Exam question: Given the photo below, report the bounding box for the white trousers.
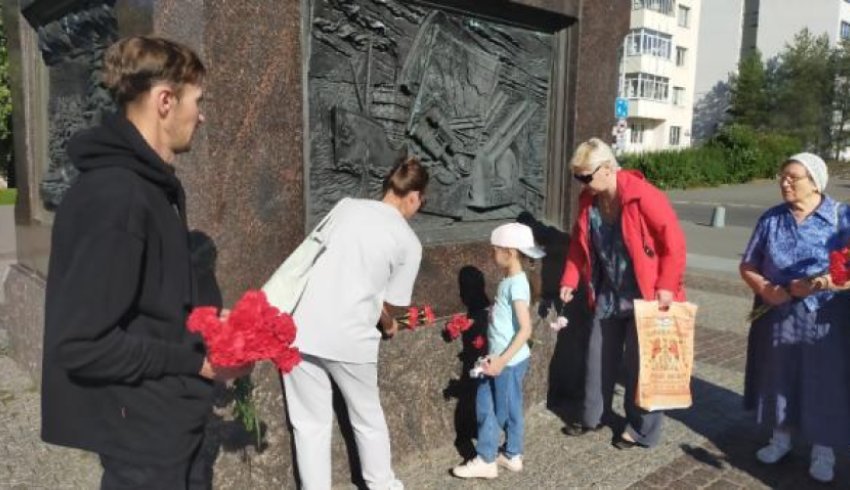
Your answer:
[283,353,402,490]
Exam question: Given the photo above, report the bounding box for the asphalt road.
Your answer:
[671,201,764,228]
[668,178,850,228]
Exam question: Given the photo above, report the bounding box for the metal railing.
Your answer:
[632,0,675,16]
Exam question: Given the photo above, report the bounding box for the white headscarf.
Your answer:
[787,152,828,192]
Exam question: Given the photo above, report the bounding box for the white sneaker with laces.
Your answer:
[809,445,835,483]
[756,430,792,464]
[452,456,498,479]
[497,453,523,472]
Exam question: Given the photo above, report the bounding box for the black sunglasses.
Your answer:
[573,166,602,184]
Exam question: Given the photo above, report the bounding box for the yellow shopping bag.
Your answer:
[633,300,698,411]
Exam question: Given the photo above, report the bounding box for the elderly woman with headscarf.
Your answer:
[559,138,687,449]
[740,152,850,484]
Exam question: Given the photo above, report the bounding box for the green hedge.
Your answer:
[620,125,802,189]
[0,188,16,206]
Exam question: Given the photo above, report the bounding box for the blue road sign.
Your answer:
[615,97,629,119]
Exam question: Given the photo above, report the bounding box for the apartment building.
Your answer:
[621,0,701,153]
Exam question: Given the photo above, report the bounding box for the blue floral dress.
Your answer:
[741,195,850,447]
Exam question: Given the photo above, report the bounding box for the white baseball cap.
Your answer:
[490,223,545,259]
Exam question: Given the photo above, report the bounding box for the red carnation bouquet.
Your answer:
[187,290,301,445]
[397,304,436,330]
[829,247,850,286]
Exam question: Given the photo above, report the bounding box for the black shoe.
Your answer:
[561,422,603,437]
[612,436,648,450]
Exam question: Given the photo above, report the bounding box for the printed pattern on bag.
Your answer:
[634,300,697,411]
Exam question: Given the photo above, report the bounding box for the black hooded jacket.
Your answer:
[41,113,214,464]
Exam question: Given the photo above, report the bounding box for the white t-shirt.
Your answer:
[292,198,422,363]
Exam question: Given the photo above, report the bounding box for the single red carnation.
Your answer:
[407,306,420,329]
[444,314,472,341]
[457,315,473,333]
[186,307,220,334]
[422,305,436,326]
[471,335,486,350]
[274,347,302,374]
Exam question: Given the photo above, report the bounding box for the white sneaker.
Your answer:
[809,445,835,483]
[452,456,498,479]
[383,479,405,490]
[756,430,791,464]
[497,453,523,472]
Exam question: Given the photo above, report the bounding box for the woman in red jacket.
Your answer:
[559,138,686,449]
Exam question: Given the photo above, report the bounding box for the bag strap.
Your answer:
[308,200,342,243]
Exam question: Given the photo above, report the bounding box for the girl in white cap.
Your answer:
[452,222,545,479]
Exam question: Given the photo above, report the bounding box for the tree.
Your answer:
[728,50,770,129]
[0,5,11,187]
[831,39,850,160]
[771,29,834,153]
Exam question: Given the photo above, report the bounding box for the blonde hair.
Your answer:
[570,138,619,173]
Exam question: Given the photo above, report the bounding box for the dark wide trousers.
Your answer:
[582,314,664,447]
[99,439,209,490]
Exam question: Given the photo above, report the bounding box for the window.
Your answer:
[625,73,670,101]
[673,87,685,106]
[630,123,645,144]
[842,21,850,40]
[678,5,691,27]
[676,47,687,66]
[669,126,681,145]
[626,28,673,59]
[633,0,674,16]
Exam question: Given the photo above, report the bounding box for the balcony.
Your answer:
[624,55,674,78]
[630,7,676,33]
[628,99,670,121]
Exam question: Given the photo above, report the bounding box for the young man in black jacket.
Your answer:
[41,36,248,489]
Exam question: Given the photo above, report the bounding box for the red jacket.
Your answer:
[560,170,687,307]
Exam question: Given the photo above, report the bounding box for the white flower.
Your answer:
[550,316,569,332]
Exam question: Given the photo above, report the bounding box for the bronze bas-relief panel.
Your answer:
[306,0,555,238]
[23,0,119,211]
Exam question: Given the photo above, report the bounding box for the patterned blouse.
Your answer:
[741,195,850,312]
[589,204,641,319]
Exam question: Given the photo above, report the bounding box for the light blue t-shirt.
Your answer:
[488,272,531,367]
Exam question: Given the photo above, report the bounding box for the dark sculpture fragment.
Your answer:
[308,0,553,233]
